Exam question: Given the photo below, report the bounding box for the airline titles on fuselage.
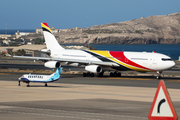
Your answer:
[27,75,43,79]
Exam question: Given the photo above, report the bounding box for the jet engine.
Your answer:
[44,61,60,68]
[85,65,102,73]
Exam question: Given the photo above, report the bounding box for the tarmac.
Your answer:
[0,59,180,120]
[0,74,180,120]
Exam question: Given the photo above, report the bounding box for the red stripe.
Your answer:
[109,51,152,71]
[43,23,49,27]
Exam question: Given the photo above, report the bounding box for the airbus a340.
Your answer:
[12,23,175,79]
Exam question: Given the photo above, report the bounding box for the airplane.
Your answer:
[18,67,63,87]
[10,23,175,79]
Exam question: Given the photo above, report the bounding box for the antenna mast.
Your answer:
[5,21,7,34]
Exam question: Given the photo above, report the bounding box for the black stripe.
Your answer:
[42,27,52,33]
[83,50,112,62]
[111,66,131,71]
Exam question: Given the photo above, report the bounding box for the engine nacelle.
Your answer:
[44,61,60,68]
[85,65,102,73]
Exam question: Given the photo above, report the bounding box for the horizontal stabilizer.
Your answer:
[41,49,51,53]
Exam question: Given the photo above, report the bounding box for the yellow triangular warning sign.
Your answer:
[148,80,178,120]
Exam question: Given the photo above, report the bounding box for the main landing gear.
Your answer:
[83,72,95,77]
[97,72,104,77]
[27,82,30,87]
[83,71,121,77]
[110,71,121,77]
[83,71,104,77]
[18,81,48,87]
[18,80,21,86]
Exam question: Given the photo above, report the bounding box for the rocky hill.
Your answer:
[22,12,180,45]
[53,12,180,44]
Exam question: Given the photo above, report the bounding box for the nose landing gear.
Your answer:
[156,71,162,79]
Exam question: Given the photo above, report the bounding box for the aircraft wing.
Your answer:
[13,55,52,61]
[13,55,119,67]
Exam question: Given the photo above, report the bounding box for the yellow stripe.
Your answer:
[0,73,11,75]
[89,50,111,58]
[41,23,52,33]
[89,50,151,72]
[167,80,180,82]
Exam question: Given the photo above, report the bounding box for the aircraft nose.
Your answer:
[169,61,175,69]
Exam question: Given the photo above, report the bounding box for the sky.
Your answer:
[0,0,180,29]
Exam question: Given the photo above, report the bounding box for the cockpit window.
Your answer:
[162,58,172,61]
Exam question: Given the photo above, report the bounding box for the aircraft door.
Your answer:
[150,58,157,69]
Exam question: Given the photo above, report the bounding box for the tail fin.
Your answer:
[50,67,63,80]
[55,67,63,77]
[41,23,64,54]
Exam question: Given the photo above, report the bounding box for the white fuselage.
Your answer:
[19,68,62,83]
[50,49,175,72]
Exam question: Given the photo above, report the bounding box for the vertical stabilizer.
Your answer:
[49,67,63,81]
[41,23,64,53]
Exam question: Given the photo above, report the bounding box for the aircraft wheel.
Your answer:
[97,72,103,77]
[156,76,161,79]
[90,73,94,77]
[100,72,104,77]
[117,72,121,77]
[87,72,91,77]
[45,83,48,87]
[110,72,114,77]
[114,72,117,77]
[83,72,87,77]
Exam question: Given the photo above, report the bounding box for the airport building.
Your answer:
[0,44,47,57]
[0,44,89,57]
[0,34,11,39]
